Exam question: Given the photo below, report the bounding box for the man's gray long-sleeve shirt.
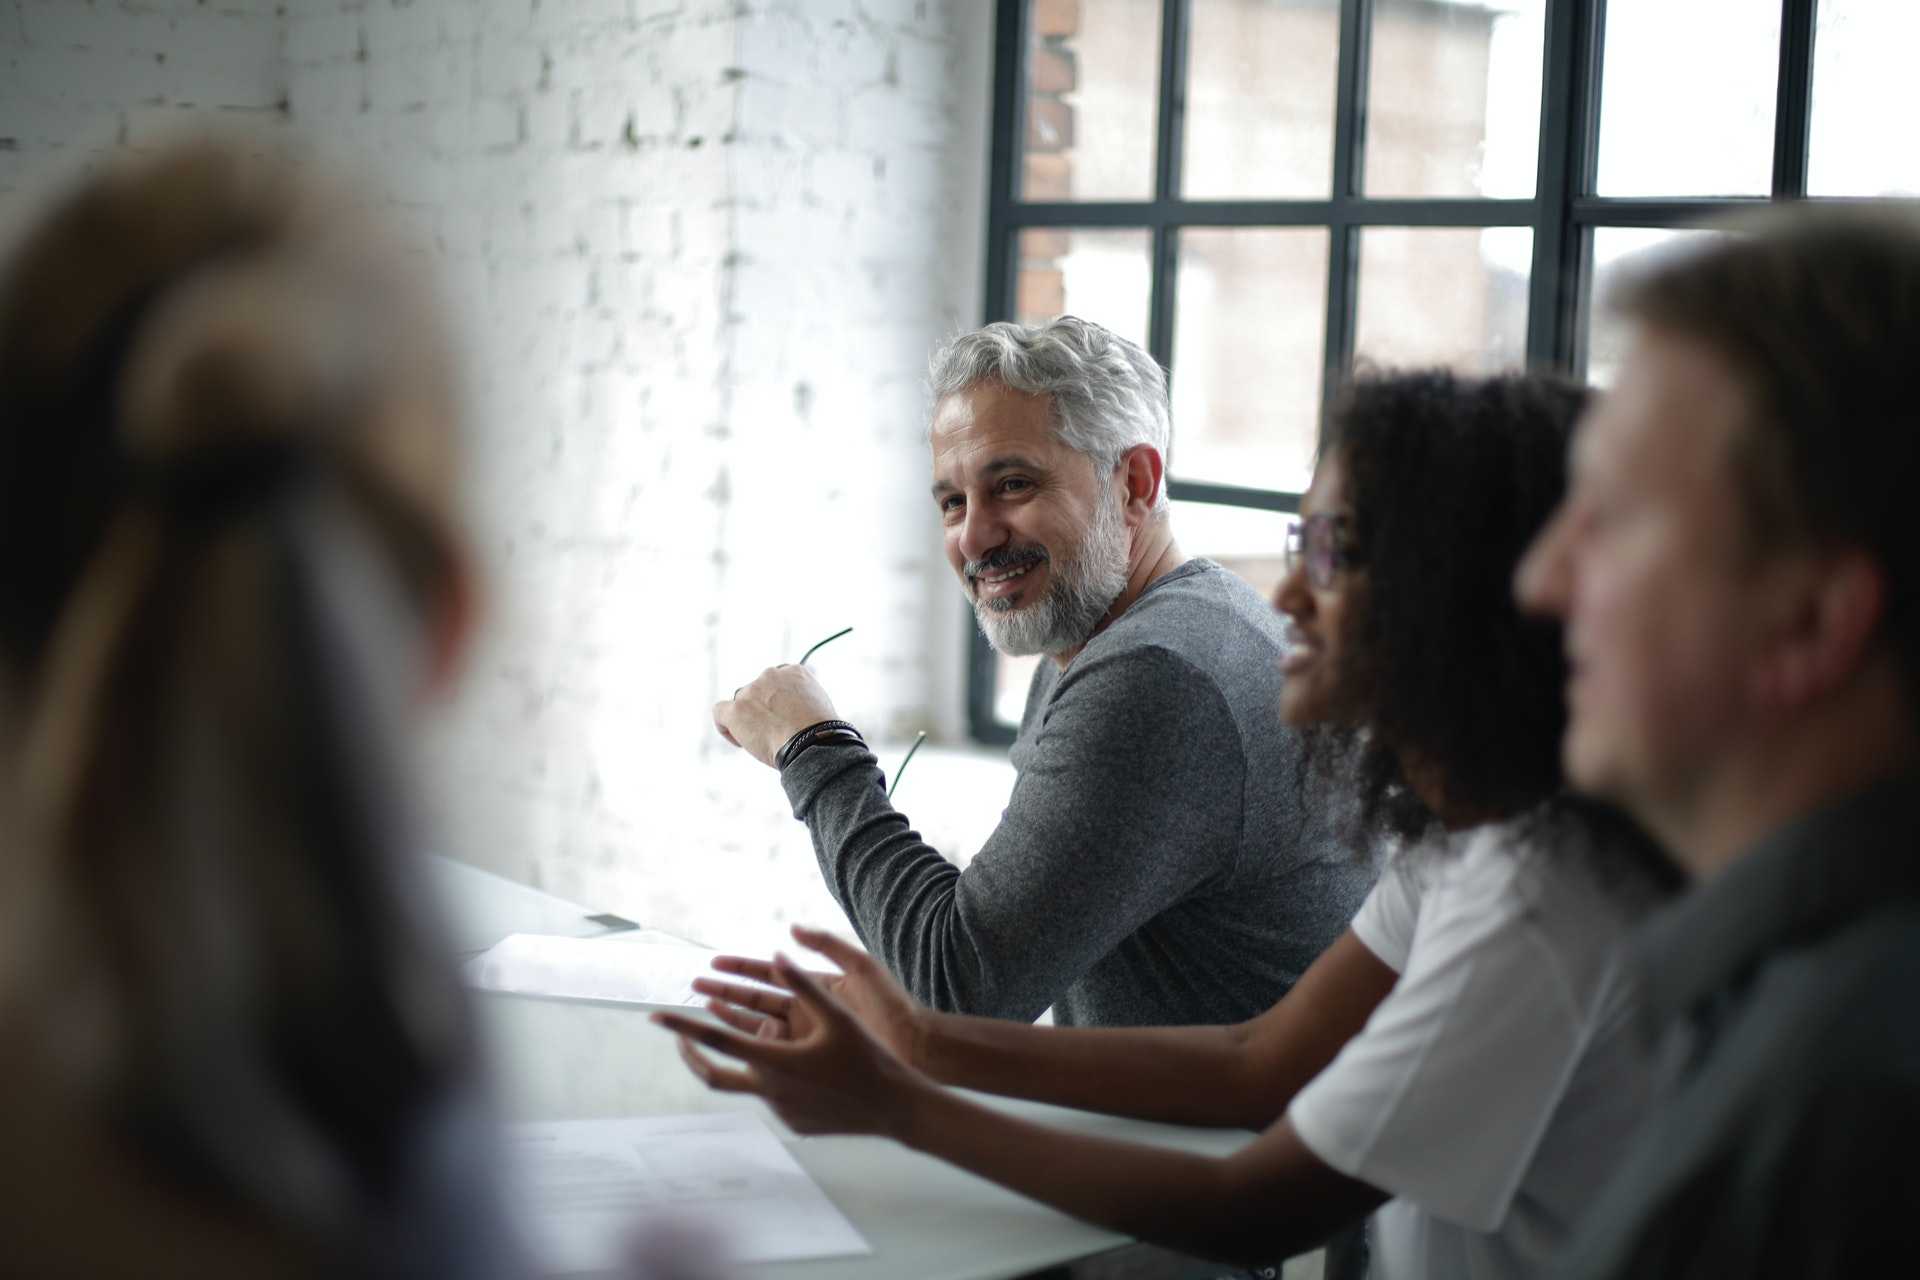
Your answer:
[779,559,1372,1027]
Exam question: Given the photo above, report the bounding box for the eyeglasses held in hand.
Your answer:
[889,731,927,799]
[794,627,924,799]
[797,626,853,665]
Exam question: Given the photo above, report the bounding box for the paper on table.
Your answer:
[431,856,631,956]
[467,932,717,1007]
[507,1112,871,1273]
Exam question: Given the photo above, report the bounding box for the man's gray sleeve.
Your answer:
[779,644,1245,1020]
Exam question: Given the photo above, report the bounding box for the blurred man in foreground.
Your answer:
[1518,207,1920,1274]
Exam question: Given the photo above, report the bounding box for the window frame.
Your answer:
[970,0,1821,745]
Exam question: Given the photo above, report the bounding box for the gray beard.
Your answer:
[972,491,1131,658]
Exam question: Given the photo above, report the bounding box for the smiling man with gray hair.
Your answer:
[715,316,1368,1028]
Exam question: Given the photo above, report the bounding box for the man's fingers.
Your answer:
[675,1035,759,1094]
[712,703,742,747]
[791,925,871,976]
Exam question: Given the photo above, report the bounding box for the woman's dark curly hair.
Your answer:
[1308,368,1585,843]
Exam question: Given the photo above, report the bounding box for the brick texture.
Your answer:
[0,0,287,244]
[0,0,1000,957]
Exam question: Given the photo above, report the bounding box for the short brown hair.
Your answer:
[1611,205,1920,711]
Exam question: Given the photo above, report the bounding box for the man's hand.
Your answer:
[713,664,841,767]
[693,925,932,1070]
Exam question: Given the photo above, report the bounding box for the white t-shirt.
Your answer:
[1287,819,1657,1280]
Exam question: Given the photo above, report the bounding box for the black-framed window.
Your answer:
[970,0,1912,745]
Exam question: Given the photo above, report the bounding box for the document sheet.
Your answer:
[507,1112,871,1273]
[467,932,718,1006]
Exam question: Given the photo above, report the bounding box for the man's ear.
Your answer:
[1118,443,1165,523]
[1750,549,1886,712]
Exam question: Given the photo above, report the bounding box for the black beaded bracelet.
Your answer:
[775,719,866,770]
[777,724,864,770]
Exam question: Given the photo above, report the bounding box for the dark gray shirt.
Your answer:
[1564,772,1920,1278]
[780,559,1371,1027]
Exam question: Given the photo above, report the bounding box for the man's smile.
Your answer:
[967,547,1049,604]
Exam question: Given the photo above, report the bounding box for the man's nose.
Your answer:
[957,503,1009,564]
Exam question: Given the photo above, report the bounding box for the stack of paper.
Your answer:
[507,1113,871,1273]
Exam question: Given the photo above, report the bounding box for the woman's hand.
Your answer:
[692,925,932,1070]
[653,951,930,1139]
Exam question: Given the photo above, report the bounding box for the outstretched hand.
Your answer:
[652,947,929,1139]
[692,925,931,1068]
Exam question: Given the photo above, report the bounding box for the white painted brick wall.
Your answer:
[282,0,998,955]
[0,0,1001,959]
[0,0,287,244]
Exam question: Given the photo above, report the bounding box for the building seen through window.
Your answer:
[976,0,1914,741]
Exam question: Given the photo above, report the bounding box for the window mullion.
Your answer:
[1772,0,1817,199]
[1319,0,1372,442]
[1147,0,1191,411]
[1151,0,1191,207]
[1167,479,1302,515]
[982,0,1026,327]
[969,0,1031,748]
[1526,0,1603,374]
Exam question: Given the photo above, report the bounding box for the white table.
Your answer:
[435,859,1304,1280]
[475,988,1274,1280]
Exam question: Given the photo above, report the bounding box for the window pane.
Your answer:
[1172,500,1295,603]
[1809,0,1920,196]
[1181,0,1337,199]
[1585,227,1723,386]
[1170,229,1330,494]
[1021,0,1162,201]
[1354,227,1532,373]
[1595,0,1779,197]
[1364,0,1544,198]
[994,652,1044,727]
[1015,228,1153,350]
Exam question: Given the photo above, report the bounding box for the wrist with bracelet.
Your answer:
[775,718,867,770]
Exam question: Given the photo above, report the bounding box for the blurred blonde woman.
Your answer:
[0,137,519,1277]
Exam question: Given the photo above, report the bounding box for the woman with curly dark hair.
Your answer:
[1298,370,1589,844]
[658,369,1675,1280]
